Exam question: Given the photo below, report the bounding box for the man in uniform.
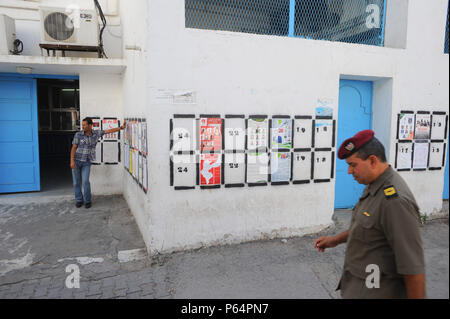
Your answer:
[70,117,126,209]
[314,130,425,299]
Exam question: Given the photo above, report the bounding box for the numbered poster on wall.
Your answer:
[271,118,292,150]
[172,154,197,189]
[200,153,221,186]
[430,113,448,140]
[129,147,133,174]
[247,118,268,151]
[414,113,431,140]
[102,118,119,141]
[293,117,313,149]
[143,156,148,193]
[138,153,143,186]
[292,151,312,183]
[137,120,142,152]
[125,119,131,144]
[199,117,222,152]
[132,120,138,149]
[171,117,196,152]
[314,119,334,148]
[246,152,269,185]
[397,113,415,140]
[395,142,413,170]
[224,152,245,186]
[141,120,147,156]
[103,141,119,164]
[270,152,291,183]
[429,142,446,169]
[124,144,130,170]
[412,142,429,170]
[313,151,333,181]
[224,117,246,151]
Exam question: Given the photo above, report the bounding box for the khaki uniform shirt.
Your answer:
[338,166,425,299]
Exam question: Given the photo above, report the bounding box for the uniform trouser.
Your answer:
[72,160,92,203]
[338,270,407,299]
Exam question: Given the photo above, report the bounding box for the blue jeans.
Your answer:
[72,160,92,203]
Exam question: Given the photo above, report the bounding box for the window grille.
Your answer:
[185,0,387,47]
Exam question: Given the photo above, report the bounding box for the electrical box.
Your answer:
[0,14,16,55]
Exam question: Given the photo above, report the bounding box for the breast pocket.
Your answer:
[354,212,378,242]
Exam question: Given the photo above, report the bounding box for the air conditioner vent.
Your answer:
[44,12,74,41]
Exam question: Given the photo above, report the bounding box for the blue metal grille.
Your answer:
[185,0,386,46]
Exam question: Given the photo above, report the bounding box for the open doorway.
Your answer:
[37,79,80,195]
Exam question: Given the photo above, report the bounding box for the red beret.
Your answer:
[338,130,375,159]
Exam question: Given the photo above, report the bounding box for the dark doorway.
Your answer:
[37,79,80,194]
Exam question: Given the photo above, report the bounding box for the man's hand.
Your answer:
[121,121,127,130]
[314,236,338,252]
[70,160,76,169]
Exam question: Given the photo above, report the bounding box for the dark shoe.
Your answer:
[76,202,83,208]
[85,202,92,209]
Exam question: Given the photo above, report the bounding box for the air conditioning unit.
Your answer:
[0,14,16,55]
[39,6,99,46]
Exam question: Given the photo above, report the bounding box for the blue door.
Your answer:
[444,144,449,200]
[334,80,373,209]
[0,76,40,193]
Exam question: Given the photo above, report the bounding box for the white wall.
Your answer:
[79,72,124,196]
[119,0,449,255]
[119,0,152,250]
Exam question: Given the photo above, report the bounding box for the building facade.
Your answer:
[1,0,449,255]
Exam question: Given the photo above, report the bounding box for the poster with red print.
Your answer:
[200,118,222,152]
[200,153,221,186]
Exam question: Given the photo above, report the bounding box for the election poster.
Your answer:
[200,117,222,152]
[102,118,119,141]
[414,113,431,140]
[398,113,415,140]
[200,153,221,186]
[272,119,292,150]
[247,118,268,150]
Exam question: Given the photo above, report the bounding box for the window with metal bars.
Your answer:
[185,0,386,47]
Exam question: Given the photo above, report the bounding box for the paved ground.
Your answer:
[0,195,448,299]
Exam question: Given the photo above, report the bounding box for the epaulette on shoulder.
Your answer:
[383,185,399,199]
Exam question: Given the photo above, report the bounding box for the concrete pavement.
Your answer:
[0,195,448,299]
